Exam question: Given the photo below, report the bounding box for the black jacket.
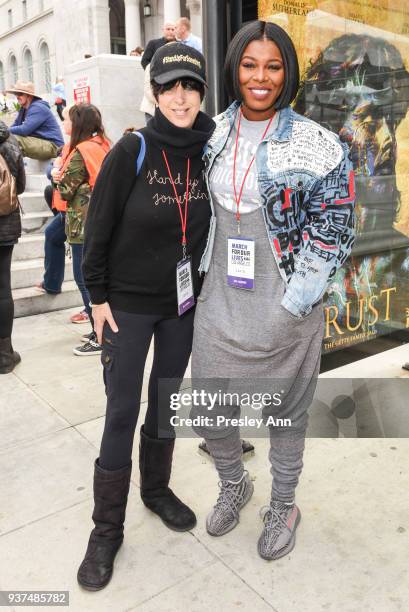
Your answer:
[141,37,167,69]
[0,121,26,245]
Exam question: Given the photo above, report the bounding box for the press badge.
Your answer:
[176,256,195,316]
[227,237,255,290]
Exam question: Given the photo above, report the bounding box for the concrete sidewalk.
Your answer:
[0,308,408,612]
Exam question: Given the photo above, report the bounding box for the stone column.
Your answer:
[186,0,201,38]
[164,0,181,23]
[53,0,111,68]
[125,0,142,53]
[92,0,111,55]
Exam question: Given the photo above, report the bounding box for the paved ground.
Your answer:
[1,308,408,612]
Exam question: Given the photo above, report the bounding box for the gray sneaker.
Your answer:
[257,500,301,560]
[206,471,254,537]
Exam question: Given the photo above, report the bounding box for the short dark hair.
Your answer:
[224,20,300,110]
[151,77,205,102]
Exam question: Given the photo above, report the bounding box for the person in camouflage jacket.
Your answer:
[58,149,93,244]
[55,104,110,355]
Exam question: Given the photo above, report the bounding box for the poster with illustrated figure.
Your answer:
[259,0,409,351]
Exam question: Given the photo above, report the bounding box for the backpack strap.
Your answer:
[130,131,146,176]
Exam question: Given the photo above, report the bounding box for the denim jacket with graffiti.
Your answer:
[199,100,356,318]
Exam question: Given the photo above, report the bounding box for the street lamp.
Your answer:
[143,2,152,17]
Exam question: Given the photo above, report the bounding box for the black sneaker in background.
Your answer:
[80,331,94,343]
[73,335,102,356]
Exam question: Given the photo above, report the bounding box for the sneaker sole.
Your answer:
[206,479,254,537]
[72,348,102,356]
[257,508,301,561]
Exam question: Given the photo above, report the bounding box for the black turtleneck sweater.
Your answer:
[82,108,215,315]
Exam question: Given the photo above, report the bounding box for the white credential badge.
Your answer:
[227,237,255,290]
[176,256,195,315]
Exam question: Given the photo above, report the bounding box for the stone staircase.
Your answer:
[11,158,83,317]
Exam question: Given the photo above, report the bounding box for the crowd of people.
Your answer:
[0,19,355,593]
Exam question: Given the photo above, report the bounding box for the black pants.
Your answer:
[0,245,14,338]
[99,308,194,471]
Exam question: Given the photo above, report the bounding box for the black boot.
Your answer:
[139,426,196,531]
[0,337,21,374]
[77,459,132,591]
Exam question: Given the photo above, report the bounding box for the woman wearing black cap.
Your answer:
[78,42,215,590]
[191,22,355,559]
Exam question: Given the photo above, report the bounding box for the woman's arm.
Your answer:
[57,150,88,201]
[82,133,142,306]
[281,144,356,318]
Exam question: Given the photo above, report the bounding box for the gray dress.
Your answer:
[191,115,325,436]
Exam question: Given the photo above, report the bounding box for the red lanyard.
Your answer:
[233,107,274,232]
[162,150,191,257]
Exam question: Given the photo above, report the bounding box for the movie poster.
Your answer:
[259,0,409,352]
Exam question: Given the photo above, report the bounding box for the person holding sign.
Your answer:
[191,21,355,560]
[78,43,215,590]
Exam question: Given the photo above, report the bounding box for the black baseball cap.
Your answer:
[150,42,207,87]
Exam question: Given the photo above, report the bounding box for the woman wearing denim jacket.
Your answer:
[191,21,356,560]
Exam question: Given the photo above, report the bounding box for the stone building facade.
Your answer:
[0,0,202,99]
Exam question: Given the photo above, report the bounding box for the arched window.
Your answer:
[0,62,5,92]
[23,48,33,82]
[39,41,51,93]
[9,54,18,84]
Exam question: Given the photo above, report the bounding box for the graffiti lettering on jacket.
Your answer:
[263,161,355,280]
[266,121,343,176]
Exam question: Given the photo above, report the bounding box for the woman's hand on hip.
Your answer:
[92,302,119,345]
